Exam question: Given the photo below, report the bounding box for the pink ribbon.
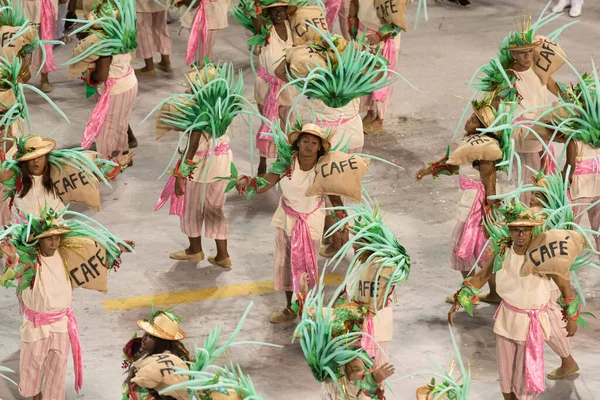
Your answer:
[494,301,549,395]
[24,305,83,393]
[456,176,489,262]
[325,0,343,31]
[40,0,57,73]
[81,67,133,150]
[195,142,230,157]
[543,144,556,174]
[361,312,376,358]
[185,0,208,66]
[154,175,186,217]
[256,66,285,153]
[280,197,323,292]
[315,116,354,128]
[574,156,600,176]
[358,24,397,103]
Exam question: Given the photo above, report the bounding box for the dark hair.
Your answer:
[18,156,56,198]
[292,133,326,159]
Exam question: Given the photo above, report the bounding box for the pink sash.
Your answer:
[494,301,549,395]
[185,0,208,66]
[457,176,488,262]
[155,175,186,217]
[360,25,396,102]
[361,313,376,357]
[325,0,343,30]
[256,66,285,153]
[40,0,57,73]
[281,198,323,292]
[81,67,133,150]
[24,305,83,393]
[574,156,600,176]
[315,116,354,128]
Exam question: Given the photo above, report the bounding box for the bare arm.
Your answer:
[90,55,112,84]
[551,274,577,337]
[348,0,359,38]
[547,76,560,97]
[252,13,269,33]
[562,140,577,185]
[274,60,289,83]
[328,195,343,208]
[236,172,282,195]
[174,132,202,197]
[479,160,497,206]
[0,168,14,183]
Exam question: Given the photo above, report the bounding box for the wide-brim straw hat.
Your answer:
[32,226,73,240]
[137,313,187,341]
[472,102,496,128]
[503,40,542,52]
[262,1,297,15]
[15,136,56,161]
[288,123,332,152]
[501,210,544,227]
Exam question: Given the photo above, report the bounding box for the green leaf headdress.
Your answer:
[65,0,138,63]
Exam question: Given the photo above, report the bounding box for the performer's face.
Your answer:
[268,6,288,24]
[511,49,533,71]
[26,155,46,176]
[141,332,156,353]
[464,113,483,134]
[509,227,533,248]
[297,133,322,158]
[39,235,61,256]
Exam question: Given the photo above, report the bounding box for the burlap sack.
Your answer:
[132,353,190,400]
[185,65,217,86]
[0,26,37,62]
[307,151,370,202]
[210,389,242,400]
[533,35,568,86]
[286,45,327,78]
[522,230,588,281]
[374,0,408,32]
[446,134,503,166]
[67,34,101,79]
[354,260,394,314]
[156,98,189,140]
[289,6,329,46]
[50,153,101,211]
[0,89,16,112]
[61,236,109,293]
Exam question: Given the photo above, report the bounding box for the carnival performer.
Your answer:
[134,0,172,77]
[65,0,139,157]
[122,308,191,400]
[0,135,133,217]
[179,0,230,64]
[252,0,299,175]
[349,0,401,135]
[0,206,134,399]
[24,0,59,93]
[236,123,344,323]
[150,62,239,267]
[416,101,504,303]
[448,204,583,399]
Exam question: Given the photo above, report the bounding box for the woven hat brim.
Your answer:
[32,227,73,240]
[16,138,56,161]
[504,40,542,51]
[288,130,332,152]
[137,320,187,341]
[263,2,297,13]
[501,219,545,227]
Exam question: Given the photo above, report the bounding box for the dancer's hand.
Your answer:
[1,237,16,264]
[116,151,135,168]
[175,177,185,197]
[236,177,249,195]
[372,363,395,383]
[566,319,577,337]
[448,301,461,326]
[415,166,433,181]
[119,240,135,253]
[299,273,309,295]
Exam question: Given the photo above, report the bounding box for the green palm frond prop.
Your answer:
[476,99,517,173]
[231,0,258,33]
[267,120,294,175]
[65,0,138,63]
[284,25,411,109]
[0,365,17,386]
[289,0,325,10]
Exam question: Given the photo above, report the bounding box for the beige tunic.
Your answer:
[357,0,400,50]
[189,133,232,183]
[180,0,230,30]
[24,0,59,24]
[512,68,547,153]
[571,142,600,200]
[98,53,137,96]
[271,160,326,240]
[13,175,65,217]
[494,247,553,341]
[20,252,71,342]
[136,0,168,13]
[310,98,364,150]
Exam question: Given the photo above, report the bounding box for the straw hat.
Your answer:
[262,1,297,14]
[471,101,496,128]
[288,123,332,152]
[416,386,435,400]
[32,226,73,240]
[137,312,186,341]
[504,40,541,52]
[501,210,544,228]
[15,136,56,161]
[210,389,242,400]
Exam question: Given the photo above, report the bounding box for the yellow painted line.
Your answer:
[102,274,345,312]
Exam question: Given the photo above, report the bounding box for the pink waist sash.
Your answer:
[494,300,549,396]
[360,24,396,102]
[256,66,285,153]
[574,156,600,176]
[81,66,133,150]
[155,175,186,217]
[457,176,488,262]
[281,197,323,292]
[40,0,57,73]
[195,142,230,157]
[185,0,208,66]
[24,305,83,393]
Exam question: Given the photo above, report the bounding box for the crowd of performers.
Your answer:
[0,0,599,399]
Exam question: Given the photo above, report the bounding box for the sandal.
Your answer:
[269,307,296,324]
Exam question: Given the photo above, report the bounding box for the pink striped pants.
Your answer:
[496,296,570,399]
[19,332,70,398]
[96,83,138,158]
[180,180,228,239]
[572,196,600,250]
[273,228,320,292]
[513,152,542,206]
[193,29,218,63]
[136,11,172,59]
